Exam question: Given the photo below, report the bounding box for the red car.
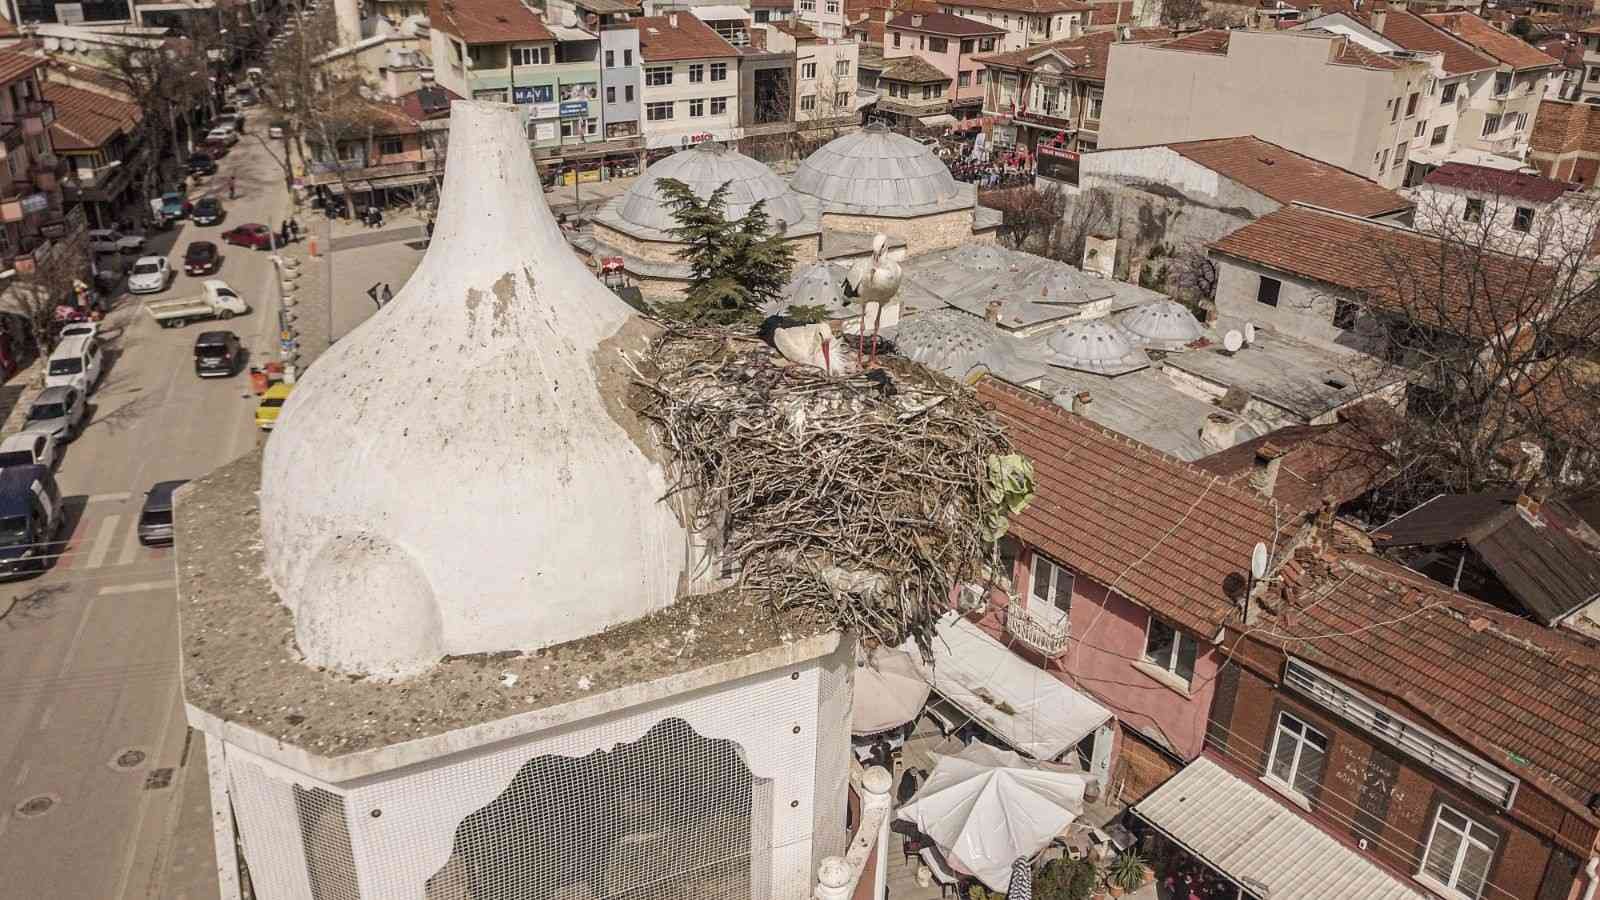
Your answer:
[184,240,220,275]
[222,223,274,250]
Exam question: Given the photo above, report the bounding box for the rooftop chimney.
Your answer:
[669,11,678,26]
[1517,480,1547,522]
[911,13,923,26]
[1369,3,1386,33]
[984,300,1002,322]
[1199,413,1237,452]
[1248,441,1286,498]
[1075,390,1092,407]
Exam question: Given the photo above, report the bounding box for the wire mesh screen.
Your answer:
[810,639,853,868]
[228,752,318,900]
[294,785,362,900]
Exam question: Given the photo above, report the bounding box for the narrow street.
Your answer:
[0,120,289,899]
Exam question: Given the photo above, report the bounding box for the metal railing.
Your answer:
[1005,599,1070,657]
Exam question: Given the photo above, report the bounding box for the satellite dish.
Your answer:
[1251,542,1269,580]
[1243,321,1256,344]
[1222,329,1244,353]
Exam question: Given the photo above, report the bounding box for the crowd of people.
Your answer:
[937,141,1037,189]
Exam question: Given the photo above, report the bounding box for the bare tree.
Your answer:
[986,182,1068,253]
[102,36,212,212]
[1159,0,1206,29]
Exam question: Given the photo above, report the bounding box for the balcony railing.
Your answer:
[20,99,53,138]
[1005,599,1070,658]
[1017,107,1075,131]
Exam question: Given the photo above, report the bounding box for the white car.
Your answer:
[58,321,98,342]
[206,126,239,146]
[44,334,103,394]
[86,228,144,255]
[127,256,171,294]
[0,431,57,470]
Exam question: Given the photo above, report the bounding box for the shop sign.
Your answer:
[1036,145,1079,186]
[530,102,560,119]
[559,100,589,118]
[512,84,555,105]
[20,193,48,214]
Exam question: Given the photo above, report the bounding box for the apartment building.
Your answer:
[1409,162,1596,265]
[764,20,859,126]
[601,25,642,142]
[1420,11,1559,160]
[631,13,741,152]
[935,0,1090,51]
[975,26,1168,153]
[882,11,1003,115]
[1530,96,1600,186]
[844,0,937,44]
[796,0,848,40]
[0,50,85,280]
[1100,29,1437,190]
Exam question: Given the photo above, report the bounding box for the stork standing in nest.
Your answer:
[845,233,901,367]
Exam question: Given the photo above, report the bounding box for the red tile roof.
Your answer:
[41,81,140,151]
[631,13,738,61]
[978,378,1292,637]
[429,0,553,44]
[1210,205,1556,340]
[1422,161,1570,203]
[1330,36,1400,69]
[1168,136,1412,218]
[1153,28,1232,55]
[1422,11,1561,70]
[948,0,1092,12]
[1267,553,1600,812]
[973,27,1171,81]
[880,54,951,82]
[886,10,1006,35]
[1087,0,1134,26]
[1375,8,1497,76]
[1193,402,1399,514]
[0,49,41,87]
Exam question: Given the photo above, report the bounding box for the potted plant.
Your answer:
[1108,851,1149,896]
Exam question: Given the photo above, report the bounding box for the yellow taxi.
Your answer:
[255,382,294,430]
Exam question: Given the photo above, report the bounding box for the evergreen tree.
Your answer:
[656,177,796,324]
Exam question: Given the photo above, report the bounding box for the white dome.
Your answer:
[1046,318,1150,375]
[618,143,804,235]
[259,103,688,679]
[1033,266,1115,305]
[1121,299,1204,348]
[896,309,1030,381]
[768,261,851,316]
[792,122,962,216]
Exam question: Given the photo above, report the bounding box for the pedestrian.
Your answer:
[372,206,384,228]
[280,221,291,245]
[228,175,236,199]
[289,218,301,241]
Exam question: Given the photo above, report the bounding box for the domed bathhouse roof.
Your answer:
[1045,317,1151,376]
[766,261,853,317]
[1031,265,1116,306]
[894,308,1047,383]
[1120,299,1205,350]
[616,142,806,237]
[792,122,967,217]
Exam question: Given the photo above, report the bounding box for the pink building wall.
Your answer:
[883,26,992,104]
[975,545,1222,762]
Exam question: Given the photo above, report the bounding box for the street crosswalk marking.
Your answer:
[85,514,120,570]
[86,492,131,504]
[97,580,176,596]
[115,519,143,568]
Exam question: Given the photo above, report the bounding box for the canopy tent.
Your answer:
[851,646,931,735]
[901,615,1111,760]
[898,742,1092,891]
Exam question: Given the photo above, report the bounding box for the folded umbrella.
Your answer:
[851,646,931,736]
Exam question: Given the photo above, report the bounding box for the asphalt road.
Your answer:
[0,120,288,899]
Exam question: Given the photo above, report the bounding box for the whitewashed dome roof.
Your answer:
[259,103,688,679]
[1033,266,1115,305]
[792,122,962,216]
[1121,299,1204,347]
[618,143,804,235]
[1046,318,1150,375]
[896,309,1030,380]
[768,261,851,316]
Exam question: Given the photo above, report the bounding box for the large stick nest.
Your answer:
[627,327,1014,656]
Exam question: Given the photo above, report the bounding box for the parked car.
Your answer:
[21,386,86,442]
[137,479,186,546]
[183,240,220,276]
[146,279,249,328]
[0,431,57,470]
[187,152,217,177]
[127,256,172,295]
[58,321,98,342]
[268,120,287,139]
[44,335,102,394]
[206,126,239,147]
[86,228,144,255]
[193,330,242,377]
[0,465,63,578]
[200,138,231,159]
[192,197,224,227]
[160,191,191,220]
[222,223,274,250]
[255,382,293,430]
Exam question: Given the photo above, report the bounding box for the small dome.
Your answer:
[963,245,1016,272]
[1034,266,1115,305]
[618,143,804,235]
[1046,318,1150,375]
[1121,300,1204,348]
[792,122,962,216]
[896,309,1028,380]
[768,261,851,316]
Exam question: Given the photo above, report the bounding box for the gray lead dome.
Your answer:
[792,122,962,216]
[618,143,805,235]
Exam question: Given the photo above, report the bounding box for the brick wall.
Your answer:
[1529,99,1600,188]
[1206,660,1578,900]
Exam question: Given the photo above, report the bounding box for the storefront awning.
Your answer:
[918,114,958,127]
[1135,758,1428,900]
[901,616,1110,761]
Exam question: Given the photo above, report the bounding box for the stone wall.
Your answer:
[819,209,991,257]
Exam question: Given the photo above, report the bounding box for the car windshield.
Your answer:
[187,247,210,259]
[140,509,173,527]
[260,398,285,409]
[0,451,31,467]
[48,359,81,375]
[0,515,29,542]
[132,262,161,275]
[28,403,63,420]
[197,344,229,358]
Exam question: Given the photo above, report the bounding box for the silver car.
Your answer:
[22,386,86,443]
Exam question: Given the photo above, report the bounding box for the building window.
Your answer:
[835,91,849,109]
[710,96,727,115]
[929,36,948,52]
[893,32,902,47]
[1441,81,1458,103]
[378,136,404,155]
[837,59,851,76]
[976,69,985,83]
[1494,71,1511,96]
[1028,552,1072,628]
[1393,142,1405,169]
[711,62,728,81]
[1390,97,1399,122]
[1256,275,1281,307]
[980,36,996,51]
[1515,111,1528,132]
[1420,805,1498,900]
[802,61,817,79]
[1414,120,1425,138]
[1333,298,1359,330]
[606,86,616,103]
[1431,124,1448,146]
[645,66,673,86]
[688,97,705,117]
[826,0,839,11]
[646,101,674,120]
[1088,95,1102,120]
[961,38,974,52]
[800,93,817,110]
[605,49,615,67]
[1463,198,1484,222]
[586,116,598,136]
[625,85,635,101]
[624,49,633,66]
[922,83,945,99]
[959,71,971,87]
[800,0,814,10]
[1482,113,1501,136]
[689,63,704,82]
[1142,618,1197,687]
[1513,206,1535,231]
[1266,712,1328,799]
[511,46,550,66]
[1589,67,1600,82]
[1405,91,1419,117]
[560,118,577,138]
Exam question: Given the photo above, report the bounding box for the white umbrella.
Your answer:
[851,646,931,735]
[897,742,1091,891]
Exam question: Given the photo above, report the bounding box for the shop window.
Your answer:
[1266,712,1327,800]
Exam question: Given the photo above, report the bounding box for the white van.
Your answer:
[44,335,103,394]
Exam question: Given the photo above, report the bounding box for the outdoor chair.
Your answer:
[919,846,960,898]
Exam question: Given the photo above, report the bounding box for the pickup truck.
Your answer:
[146,279,249,328]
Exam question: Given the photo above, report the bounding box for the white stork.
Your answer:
[845,233,902,367]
